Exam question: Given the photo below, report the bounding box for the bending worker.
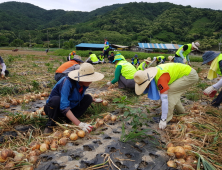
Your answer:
[134,63,198,129]
[131,54,140,66]
[44,63,104,134]
[174,42,200,65]
[68,51,76,61]
[153,56,166,65]
[202,51,222,107]
[168,56,175,63]
[107,53,136,89]
[85,52,99,64]
[0,56,9,77]
[137,57,152,71]
[55,56,83,82]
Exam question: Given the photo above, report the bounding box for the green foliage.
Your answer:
[185,90,201,101]
[31,80,40,90]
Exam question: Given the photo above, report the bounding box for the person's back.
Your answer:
[117,60,137,79]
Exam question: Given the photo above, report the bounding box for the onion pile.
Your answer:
[103,115,111,122]
[167,160,177,168]
[14,153,25,162]
[50,141,58,151]
[5,162,15,168]
[53,131,63,139]
[29,141,40,150]
[17,146,28,153]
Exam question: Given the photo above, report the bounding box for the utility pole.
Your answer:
[59,35,60,49]
[29,33,31,48]
[47,30,49,50]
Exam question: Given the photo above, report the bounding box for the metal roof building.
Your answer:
[76,43,104,51]
[138,43,183,50]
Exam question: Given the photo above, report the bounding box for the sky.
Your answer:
[0,0,221,12]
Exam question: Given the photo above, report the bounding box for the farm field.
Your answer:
[0,49,221,170]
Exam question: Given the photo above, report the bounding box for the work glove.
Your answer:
[203,86,217,97]
[94,98,103,103]
[79,122,93,133]
[107,82,111,86]
[159,120,167,130]
[183,58,187,64]
[1,71,5,77]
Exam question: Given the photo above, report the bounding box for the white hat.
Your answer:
[168,56,175,61]
[153,57,157,61]
[144,57,152,63]
[192,42,200,50]
[134,68,157,95]
[68,63,104,82]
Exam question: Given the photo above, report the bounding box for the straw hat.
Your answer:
[192,42,200,50]
[144,57,152,63]
[134,68,157,95]
[168,56,175,61]
[68,63,104,82]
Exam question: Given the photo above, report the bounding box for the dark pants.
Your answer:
[108,56,114,63]
[211,90,222,107]
[0,69,9,76]
[118,75,135,89]
[44,95,92,127]
[104,50,109,59]
[87,61,100,65]
[54,73,66,82]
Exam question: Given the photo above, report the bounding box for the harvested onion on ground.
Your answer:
[40,143,49,152]
[174,146,186,159]
[167,160,177,168]
[111,115,117,121]
[63,130,71,138]
[77,130,85,138]
[70,133,78,141]
[59,138,67,146]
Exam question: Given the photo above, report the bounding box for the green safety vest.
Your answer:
[217,54,222,76]
[154,63,192,86]
[134,58,138,64]
[98,55,104,60]
[176,44,192,59]
[137,61,147,71]
[157,56,165,61]
[104,42,109,51]
[90,54,99,62]
[116,60,137,79]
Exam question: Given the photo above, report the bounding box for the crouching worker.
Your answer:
[202,51,222,107]
[85,52,99,64]
[153,56,166,65]
[131,54,140,66]
[134,63,198,130]
[55,56,83,82]
[0,56,9,77]
[44,63,104,134]
[107,54,137,89]
[98,53,106,64]
[137,57,152,71]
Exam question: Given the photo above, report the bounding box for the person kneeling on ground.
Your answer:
[108,52,115,63]
[107,53,137,89]
[67,51,76,61]
[137,57,153,71]
[85,52,99,64]
[168,56,175,63]
[153,56,166,65]
[0,56,9,77]
[54,56,83,82]
[131,54,140,66]
[202,51,222,107]
[43,63,104,134]
[98,53,106,64]
[134,63,199,130]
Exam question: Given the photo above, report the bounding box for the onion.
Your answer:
[167,143,174,148]
[1,149,14,159]
[63,130,71,138]
[29,150,41,156]
[182,163,195,170]
[44,137,53,145]
[40,143,49,152]
[14,153,25,162]
[29,141,40,150]
[42,111,46,115]
[170,124,179,135]
[185,156,197,169]
[59,138,67,146]
[50,141,58,151]
[4,103,10,108]
[40,97,44,100]
[5,161,15,168]
[17,146,28,153]
[70,133,78,141]
[171,116,178,123]
[167,160,177,168]
[183,144,192,151]
[103,115,111,122]
[53,131,63,139]
[167,147,175,156]
[77,130,85,138]
[29,156,38,164]
[174,146,186,159]
[102,100,108,106]
[21,165,34,170]
[0,155,6,163]
[30,95,36,101]
[93,94,99,98]
[36,94,41,100]
[11,99,18,105]
[175,158,186,166]
[17,99,23,104]
[111,115,117,122]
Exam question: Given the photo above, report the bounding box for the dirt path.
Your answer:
[0,50,47,56]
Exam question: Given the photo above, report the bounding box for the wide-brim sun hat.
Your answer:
[113,54,124,63]
[192,42,200,50]
[134,67,157,95]
[68,63,104,82]
[144,57,152,63]
[168,56,175,61]
[202,51,220,65]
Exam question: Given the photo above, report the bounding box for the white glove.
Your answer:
[153,57,157,61]
[1,71,5,77]
[183,58,187,64]
[94,98,103,103]
[79,122,93,133]
[159,120,167,129]
[203,86,217,97]
[107,82,111,86]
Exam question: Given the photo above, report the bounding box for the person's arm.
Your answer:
[111,65,122,84]
[66,110,80,125]
[142,63,146,70]
[137,59,140,64]
[179,50,185,59]
[73,64,80,70]
[85,57,91,62]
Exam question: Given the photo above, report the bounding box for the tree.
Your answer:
[10,39,24,47]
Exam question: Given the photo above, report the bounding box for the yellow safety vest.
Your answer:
[90,54,99,62]
[137,61,147,71]
[176,44,192,58]
[217,54,222,76]
[116,60,137,79]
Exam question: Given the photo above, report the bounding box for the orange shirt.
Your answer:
[157,73,170,93]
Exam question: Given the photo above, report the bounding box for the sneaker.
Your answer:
[43,127,53,134]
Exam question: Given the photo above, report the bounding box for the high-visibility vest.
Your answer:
[56,60,78,73]
[90,54,99,62]
[104,41,109,51]
[176,44,192,58]
[116,60,137,79]
[154,63,192,85]
[137,61,147,71]
[157,56,165,61]
[98,55,104,60]
[217,54,222,76]
[133,58,138,64]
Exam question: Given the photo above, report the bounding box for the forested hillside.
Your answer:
[0,1,222,50]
